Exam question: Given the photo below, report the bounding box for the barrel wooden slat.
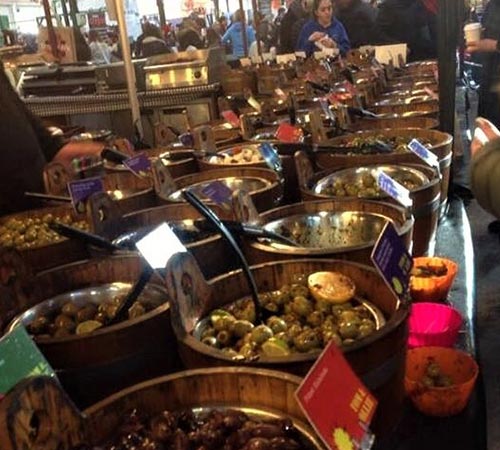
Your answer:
[168,167,284,212]
[145,149,198,179]
[169,256,409,436]
[350,117,439,131]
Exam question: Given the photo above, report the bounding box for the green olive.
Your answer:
[221,347,239,358]
[77,304,98,323]
[315,301,332,314]
[54,314,76,332]
[358,322,376,338]
[128,302,146,319]
[216,329,233,346]
[340,310,361,325]
[28,315,50,335]
[267,316,287,334]
[232,319,254,338]
[291,296,313,317]
[202,336,219,347]
[239,343,256,359]
[250,325,273,345]
[293,329,321,352]
[290,284,309,298]
[339,322,359,340]
[322,329,342,347]
[306,311,324,327]
[213,315,236,332]
[61,302,79,318]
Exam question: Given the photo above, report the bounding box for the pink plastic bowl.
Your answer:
[408,302,462,348]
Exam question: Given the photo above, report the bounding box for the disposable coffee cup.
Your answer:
[464,22,481,44]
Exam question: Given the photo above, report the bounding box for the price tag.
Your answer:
[200,180,233,210]
[68,177,104,214]
[407,139,439,168]
[276,53,297,64]
[179,132,195,147]
[296,340,377,450]
[374,169,413,208]
[221,110,241,128]
[371,221,413,300]
[0,326,56,396]
[136,222,187,270]
[240,57,251,67]
[295,51,307,58]
[247,96,262,113]
[251,55,263,64]
[123,152,152,178]
[259,143,283,174]
[262,52,274,62]
[275,123,304,143]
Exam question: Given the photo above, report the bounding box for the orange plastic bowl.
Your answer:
[410,257,458,302]
[405,346,478,417]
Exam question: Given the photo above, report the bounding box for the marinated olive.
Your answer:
[77,304,98,323]
[290,296,313,317]
[250,325,274,345]
[54,314,76,332]
[28,315,49,334]
[233,320,254,338]
[61,302,79,318]
[128,302,146,319]
[266,316,287,334]
[339,321,359,340]
[293,329,321,352]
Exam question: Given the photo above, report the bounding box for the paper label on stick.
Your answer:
[407,139,439,168]
[247,96,262,113]
[200,181,233,209]
[259,143,283,174]
[296,340,377,450]
[221,110,241,128]
[371,221,413,301]
[68,177,104,214]
[374,169,413,208]
[275,123,304,143]
[123,152,152,178]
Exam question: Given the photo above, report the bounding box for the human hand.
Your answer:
[471,117,500,158]
[308,31,326,42]
[466,38,498,53]
[320,36,337,48]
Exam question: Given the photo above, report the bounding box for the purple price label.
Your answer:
[68,177,104,214]
[371,222,413,300]
[124,152,152,177]
[200,181,233,208]
[179,133,195,147]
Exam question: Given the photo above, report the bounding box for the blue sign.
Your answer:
[371,221,413,300]
[375,170,413,208]
[200,181,233,209]
[179,132,195,147]
[68,177,104,214]
[259,143,283,175]
[408,139,439,168]
[124,152,152,178]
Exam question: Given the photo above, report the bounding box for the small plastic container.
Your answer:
[405,346,478,417]
[410,257,458,302]
[408,302,462,348]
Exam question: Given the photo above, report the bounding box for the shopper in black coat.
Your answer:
[279,0,309,53]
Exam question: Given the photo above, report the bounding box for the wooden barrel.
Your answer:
[242,199,414,265]
[370,99,438,116]
[170,257,409,436]
[90,194,238,279]
[197,143,300,204]
[8,254,180,408]
[0,204,90,273]
[221,69,257,96]
[146,149,198,179]
[300,162,440,256]
[350,116,439,131]
[315,128,453,209]
[0,370,324,450]
[166,167,284,212]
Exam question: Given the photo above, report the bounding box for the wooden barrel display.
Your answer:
[369,97,438,116]
[350,116,439,131]
[197,143,300,204]
[0,370,324,450]
[89,193,237,279]
[298,158,440,256]
[0,204,90,273]
[166,254,409,436]
[314,128,453,209]
[5,254,180,408]
[146,149,199,179]
[44,162,158,214]
[164,167,284,212]
[220,68,257,96]
[242,199,414,265]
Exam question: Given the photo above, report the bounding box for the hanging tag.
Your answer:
[296,339,377,450]
[371,221,413,301]
[135,222,187,271]
[221,110,241,128]
[275,88,287,101]
[200,181,233,210]
[0,326,57,396]
[275,123,304,143]
[259,143,283,174]
[68,177,104,214]
[407,139,439,168]
[374,169,413,208]
[277,53,297,64]
[123,152,152,178]
[247,96,262,113]
[240,57,251,67]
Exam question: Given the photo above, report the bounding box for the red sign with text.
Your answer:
[296,340,377,450]
[221,110,240,128]
[275,123,304,143]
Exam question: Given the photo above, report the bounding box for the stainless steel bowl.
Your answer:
[168,177,271,202]
[7,282,168,338]
[205,144,264,165]
[374,95,435,106]
[313,165,429,199]
[262,211,394,251]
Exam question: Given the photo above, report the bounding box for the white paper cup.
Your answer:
[464,22,482,44]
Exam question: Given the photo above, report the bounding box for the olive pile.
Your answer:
[411,262,448,278]
[75,408,307,450]
[199,274,377,359]
[420,360,453,388]
[0,213,88,250]
[216,146,264,164]
[27,293,159,339]
[343,135,432,154]
[322,172,420,198]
